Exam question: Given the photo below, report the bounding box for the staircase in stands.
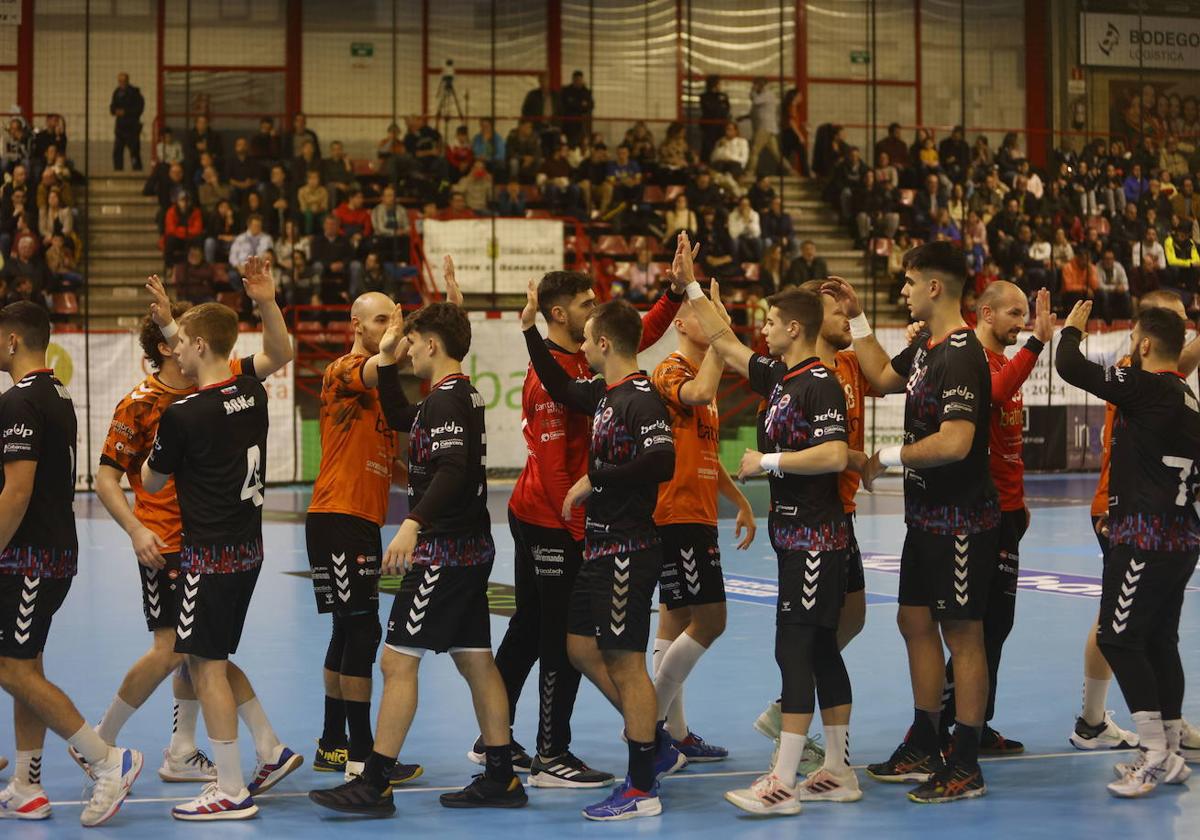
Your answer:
[83,173,161,329]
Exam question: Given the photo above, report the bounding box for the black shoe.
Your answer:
[313,738,348,772]
[907,760,986,803]
[980,725,1025,755]
[439,774,528,809]
[308,776,395,816]
[866,740,946,783]
[390,761,424,785]
[468,737,532,773]
[529,751,615,789]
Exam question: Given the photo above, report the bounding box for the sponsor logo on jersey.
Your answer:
[430,421,464,436]
[3,423,34,439]
[942,385,975,400]
[222,395,256,414]
[640,419,670,435]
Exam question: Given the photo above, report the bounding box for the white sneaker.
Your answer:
[753,701,782,740]
[159,747,217,782]
[1107,751,1185,798]
[344,760,364,782]
[171,782,258,821]
[80,747,143,827]
[0,780,51,820]
[1069,711,1139,750]
[1182,718,1200,763]
[796,767,864,802]
[1115,750,1192,785]
[724,773,802,816]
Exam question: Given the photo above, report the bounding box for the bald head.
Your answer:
[352,292,394,321]
[1139,289,1186,321]
[351,292,397,355]
[976,280,1029,349]
[976,280,1024,314]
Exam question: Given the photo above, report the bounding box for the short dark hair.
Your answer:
[140,301,192,370]
[765,287,823,341]
[404,302,471,361]
[1137,306,1186,358]
[587,299,642,356]
[179,302,239,358]
[537,270,594,320]
[0,301,51,351]
[903,240,967,291]
[247,212,263,225]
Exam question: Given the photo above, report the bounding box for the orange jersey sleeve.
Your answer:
[834,351,868,513]
[1091,356,1129,517]
[652,353,720,526]
[308,353,399,525]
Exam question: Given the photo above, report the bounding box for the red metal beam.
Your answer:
[285,0,302,118]
[913,0,922,125]
[16,0,33,117]
[809,77,916,88]
[1024,0,1049,167]
[547,0,562,89]
[163,65,287,73]
[421,0,430,119]
[675,0,683,122]
[795,0,807,127]
[423,67,543,77]
[156,0,165,140]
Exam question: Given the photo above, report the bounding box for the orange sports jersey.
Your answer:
[308,353,399,526]
[99,357,248,552]
[1091,356,1130,517]
[832,350,870,513]
[652,352,721,526]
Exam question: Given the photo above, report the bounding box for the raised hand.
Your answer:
[670,231,701,290]
[520,279,540,330]
[1033,288,1054,343]
[710,278,732,325]
[241,253,277,304]
[443,254,463,306]
[820,276,863,319]
[905,319,927,345]
[145,274,172,326]
[1064,299,1093,333]
[379,303,410,361]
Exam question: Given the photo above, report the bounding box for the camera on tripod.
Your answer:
[442,59,455,87]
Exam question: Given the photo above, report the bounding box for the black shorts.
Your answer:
[140,553,183,632]
[174,567,262,660]
[845,515,865,595]
[995,508,1028,599]
[0,574,72,659]
[777,548,848,629]
[305,512,382,615]
[385,562,493,654]
[569,548,661,652]
[898,527,999,621]
[657,523,725,609]
[1097,544,1198,650]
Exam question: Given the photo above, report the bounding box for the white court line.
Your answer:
[51,748,1135,807]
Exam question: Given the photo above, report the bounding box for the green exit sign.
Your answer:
[351,42,374,58]
[850,50,871,64]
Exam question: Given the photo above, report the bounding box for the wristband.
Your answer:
[684,281,705,301]
[159,320,178,340]
[849,312,872,339]
[760,452,783,476]
[877,444,903,468]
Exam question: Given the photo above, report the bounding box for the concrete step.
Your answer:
[86,232,160,249]
[89,203,158,222]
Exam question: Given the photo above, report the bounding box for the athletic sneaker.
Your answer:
[68,744,97,780]
[674,731,728,762]
[308,776,395,816]
[467,737,532,773]
[1107,751,1186,798]
[768,733,825,775]
[158,747,217,782]
[0,781,51,820]
[529,752,615,788]
[1069,711,1139,750]
[1181,719,1200,763]
[171,783,258,821]
[979,726,1024,755]
[796,767,864,802]
[80,748,143,827]
[907,761,986,803]
[724,773,802,816]
[1113,750,1191,785]
[582,778,662,821]
[655,736,687,779]
[390,762,425,785]
[247,745,303,795]
[312,739,348,772]
[753,700,782,741]
[439,774,528,809]
[866,741,944,783]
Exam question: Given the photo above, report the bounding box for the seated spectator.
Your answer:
[759,243,783,295]
[197,164,231,213]
[185,114,223,174]
[250,117,281,162]
[44,232,82,292]
[274,218,310,279]
[1051,226,1074,269]
[761,196,797,260]
[987,196,1022,257]
[172,244,217,303]
[889,230,914,300]
[282,250,319,307]
[260,163,293,237]
[853,170,900,247]
[506,120,543,184]
[1131,227,1167,298]
[471,118,506,178]
[1159,135,1190,180]
[35,163,74,209]
[874,122,910,171]
[783,239,828,286]
[1070,160,1099,217]
[161,192,204,268]
[710,121,749,186]
[1095,247,1132,322]
[695,206,737,279]
[1059,249,1099,311]
[625,244,663,302]
[5,204,38,259]
[36,143,72,188]
[728,196,763,263]
[931,207,961,243]
[1139,177,1172,220]
[1172,177,1200,224]
[625,121,656,170]
[228,214,275,284]
[969,135,993,182]
[321,140,357,206]
[1099,163,1127,216]
[995,131,1025,183]
[156,126,184,165]
[459,160,494,215]
[963,232,986,275]
[203,199,238,266]
[577,142,611,217]
[913,173,945,234]
[1123,162,1149,206]
[1165,221,1200,306]
[3,276,46,310]
[446,125,474,177]
[154,162,195,225]
[225,137,262,204]
[37,187,74,249]
[360,251,395,297]
[291,139,322,187]
[410,137,453,205]
[537,145,583,218]
[310,214,363,299]
[606,144,643,211]
[661,194,698,248]
[297,169,329,234]
[2,117,32,176]
[657,122,691,184]
[975,257,1003,296]
[403,115,440,156]
[947,183,967,227]
[371,185,412,261]
[747,175,775,214]
[332,189,374,239]
[963,210,988,254]
[686,169,725,217]
[875,151,898,190]
[2,236,51,300]
[496,181,527,217]
[938,125,970,183]
[436,191,477,221]
[31,113,68,165]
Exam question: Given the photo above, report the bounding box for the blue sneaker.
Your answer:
[172,782,259,821]
[674,731,728,762]
[247,745,303,795]
[582,778,662,821]
[655,725,687,779]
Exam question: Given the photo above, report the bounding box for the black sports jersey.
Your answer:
[748,354,850,551]
[0,369,78,577]
[523,328,676,561]
[147,365,268,573]
[890,327,999,535]
[1056,326,1200,551]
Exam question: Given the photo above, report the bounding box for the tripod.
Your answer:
[434,76,466,140]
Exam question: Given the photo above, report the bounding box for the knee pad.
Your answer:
[339,612,382,678]
[324,613,347,672]
[776,624,817,715]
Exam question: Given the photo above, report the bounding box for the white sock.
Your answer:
[68,723,113,767]
[170,699,200,757]
[237,697,281,761]
[667,686,688,742]
[653,633,707,740]
[1081,677,1110,726]
[14,749,42,788]
[96,697,137,746]
[771,732,807,787]
[823,724,849,771]
[210,738,245,795]
[1165,719,1182,753]
[1132,710,1167,753]
[652,639,668,676]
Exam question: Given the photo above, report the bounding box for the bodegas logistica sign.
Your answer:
[1081,12,1200,70]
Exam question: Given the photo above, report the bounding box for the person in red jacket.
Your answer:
[160,192,203,268]
[331,190,374,240]
[467,264,685,787]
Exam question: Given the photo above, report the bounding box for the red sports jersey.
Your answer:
[986,341,1042,512]
[507,293,681,539]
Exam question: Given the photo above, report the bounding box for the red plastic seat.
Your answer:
[595,235,631,256]
[51,291,79,315]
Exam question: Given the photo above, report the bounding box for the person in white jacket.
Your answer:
[727,196,763,263]
[710,122,749,197]
[228,214,275,286]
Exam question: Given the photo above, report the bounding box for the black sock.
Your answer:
[362,751,396,790]
[484,744,514,784]
[322,696,347,746]
[628,739,656,793]
[345,700,374,762]
[910,708,939,753]
[953,722,981,767]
